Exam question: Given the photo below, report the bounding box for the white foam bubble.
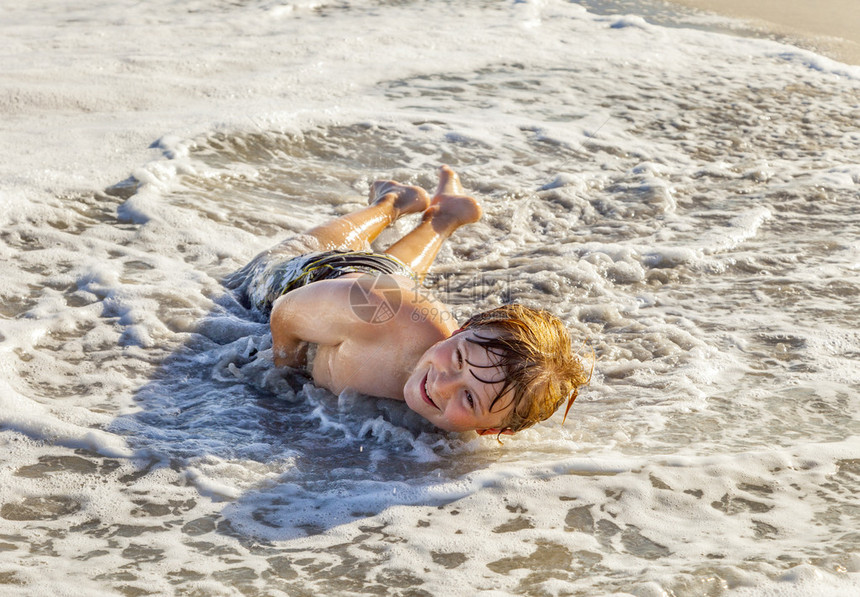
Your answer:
[0,379,131,458]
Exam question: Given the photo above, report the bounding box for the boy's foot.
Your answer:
[433,164,465,198]
[369,180,430,217]
[427,166,482,232]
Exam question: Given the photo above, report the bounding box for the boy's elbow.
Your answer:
[271,330,310,368]
[272,349,291,368]
[271,334,302,368]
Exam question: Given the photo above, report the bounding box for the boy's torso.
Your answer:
[305,273,457,401]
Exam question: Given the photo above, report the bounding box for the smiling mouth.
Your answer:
[421,373,439,410]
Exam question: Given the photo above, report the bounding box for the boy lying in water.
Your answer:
[226,166,587,436]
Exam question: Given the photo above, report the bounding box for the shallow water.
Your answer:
[1,0,859,595]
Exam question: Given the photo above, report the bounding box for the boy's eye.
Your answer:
[456,349,464,368]
[465,391,474,408]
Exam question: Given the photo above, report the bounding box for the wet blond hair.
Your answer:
[461,304,589,434]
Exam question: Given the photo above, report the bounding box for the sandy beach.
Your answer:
[667,0,860,64]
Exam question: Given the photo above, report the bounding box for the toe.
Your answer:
[435,165,464,197]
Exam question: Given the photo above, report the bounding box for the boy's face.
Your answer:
[403,329,514,433]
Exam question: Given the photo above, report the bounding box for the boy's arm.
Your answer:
[269,279,357,368]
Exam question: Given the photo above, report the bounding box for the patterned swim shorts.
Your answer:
[225,242,416,313]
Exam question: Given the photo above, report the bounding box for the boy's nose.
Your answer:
[431,370,459,401]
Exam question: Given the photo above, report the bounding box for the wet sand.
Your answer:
[667,0,860,65]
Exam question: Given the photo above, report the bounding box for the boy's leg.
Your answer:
[383,166,482,279]
[304,181,430,251]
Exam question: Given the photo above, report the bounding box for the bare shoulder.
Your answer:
[305,273,455,352]
[270,273,451,343]
[391,278,459,339]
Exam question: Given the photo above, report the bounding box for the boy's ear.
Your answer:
[476,428,515,437]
